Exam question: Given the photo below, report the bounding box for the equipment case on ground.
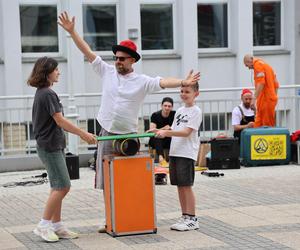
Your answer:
[103,154,157,237]
[240,127,290,167]
[207,137,240,170]
[290,141,300,165]
[207,158,240,170]
[65,153,80,180]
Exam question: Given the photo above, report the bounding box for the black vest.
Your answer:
[233,106,255,142]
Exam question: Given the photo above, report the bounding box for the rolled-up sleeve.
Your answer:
[142,75,163,94]
[91,56,112,75]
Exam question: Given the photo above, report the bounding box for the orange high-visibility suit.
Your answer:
[253,58,279,127]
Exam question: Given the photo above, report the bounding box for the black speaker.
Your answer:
[291,142,300,164]
[207,158,240,170]
[65,153,80,180]
[211,138,239,160]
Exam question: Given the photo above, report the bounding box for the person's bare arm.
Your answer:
[58,11,96,63]
[149,122,157,130]
[155,127,193,138]
[53,112,97,144]
[159,70,200,88]
[233,122,254,132]
[146,122,158,133]
[161,125,171,130]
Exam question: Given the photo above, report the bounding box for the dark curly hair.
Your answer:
[27,57,58,88]
[161,97,174,106]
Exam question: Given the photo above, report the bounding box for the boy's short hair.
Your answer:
[192,82,199,92]
[183,82,199,92]
[161,97,174,106]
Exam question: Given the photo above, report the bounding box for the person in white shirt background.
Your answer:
[232,89,255,143]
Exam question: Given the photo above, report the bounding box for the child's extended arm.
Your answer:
[53,112,97,144]
[155,127,193,138]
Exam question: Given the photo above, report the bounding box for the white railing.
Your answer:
[0,85,299,157]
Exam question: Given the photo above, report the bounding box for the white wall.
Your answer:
[198,57,236,88]
[260,55,291,86]
[0,65,4,96]
[0,0,298,106]
[142,59,181,78]
[84,62,103,94]
[0,0,3,61]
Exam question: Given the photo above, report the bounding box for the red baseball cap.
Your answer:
[112,40,141,62]
[241,89,253,97]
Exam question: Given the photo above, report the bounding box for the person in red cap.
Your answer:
[58,12,200,231]
[232,89,255,143]
[244,54,279,127]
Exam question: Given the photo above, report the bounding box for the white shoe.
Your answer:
[170,215,187,230]
[97,224,106,233]
[55,226,79,239]
[33,224,59,242]
[171,218,199,231]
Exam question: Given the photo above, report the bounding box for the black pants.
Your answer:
[149,137,171,157]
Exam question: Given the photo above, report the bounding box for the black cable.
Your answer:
[2,178,48,188]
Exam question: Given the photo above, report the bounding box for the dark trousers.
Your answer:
[149,137,171,161]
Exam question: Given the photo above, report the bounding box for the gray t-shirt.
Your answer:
[32,87,66,152]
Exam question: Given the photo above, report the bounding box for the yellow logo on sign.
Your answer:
[251,135,286,160]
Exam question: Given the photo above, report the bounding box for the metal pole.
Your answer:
[66,33,79,155]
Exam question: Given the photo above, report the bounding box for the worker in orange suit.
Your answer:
[243,55,279,127]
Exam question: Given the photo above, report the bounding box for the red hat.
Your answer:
[241,89,252,97]
[112,40,141,62]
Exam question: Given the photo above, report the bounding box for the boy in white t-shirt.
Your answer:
[154,83,202,231]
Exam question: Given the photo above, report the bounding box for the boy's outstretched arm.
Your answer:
[155,127,193,138]
[58,11,96,63]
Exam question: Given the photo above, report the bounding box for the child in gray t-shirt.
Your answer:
[28,57,96,242]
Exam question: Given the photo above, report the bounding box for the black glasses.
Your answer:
[113,56,132,62]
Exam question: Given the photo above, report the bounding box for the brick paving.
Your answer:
[0,164,300,249]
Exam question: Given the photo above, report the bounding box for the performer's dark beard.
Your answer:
[244,103,251,109]
[116,65,131,75]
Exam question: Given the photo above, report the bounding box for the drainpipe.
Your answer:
[65,33,79,155]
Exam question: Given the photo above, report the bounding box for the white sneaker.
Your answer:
[33,224,59,242]
[171,218,199,231]
[170,215,187,230]
[55,226,79,239]
[97,219,107,233]
[97,224,106,233]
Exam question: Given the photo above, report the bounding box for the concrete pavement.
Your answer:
[0,164,300,250]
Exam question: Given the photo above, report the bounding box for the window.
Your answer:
[253,1,281,46]
[141,4,173,50]
[87,119,101,135]
[83,5,117,51]
[25,122,35,141]
[200,114,226,131]
[198,3,228,48]
[20,5,58,53]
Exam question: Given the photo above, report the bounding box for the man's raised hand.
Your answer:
[183,70,200,86]
[58,11,75,34]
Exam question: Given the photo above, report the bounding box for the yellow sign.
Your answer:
[251,135,286,160]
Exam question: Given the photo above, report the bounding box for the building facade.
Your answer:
[0,0,299,157]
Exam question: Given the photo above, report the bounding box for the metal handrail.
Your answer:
[1,84,299,100]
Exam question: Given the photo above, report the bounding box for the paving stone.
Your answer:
[0,166,299,249]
